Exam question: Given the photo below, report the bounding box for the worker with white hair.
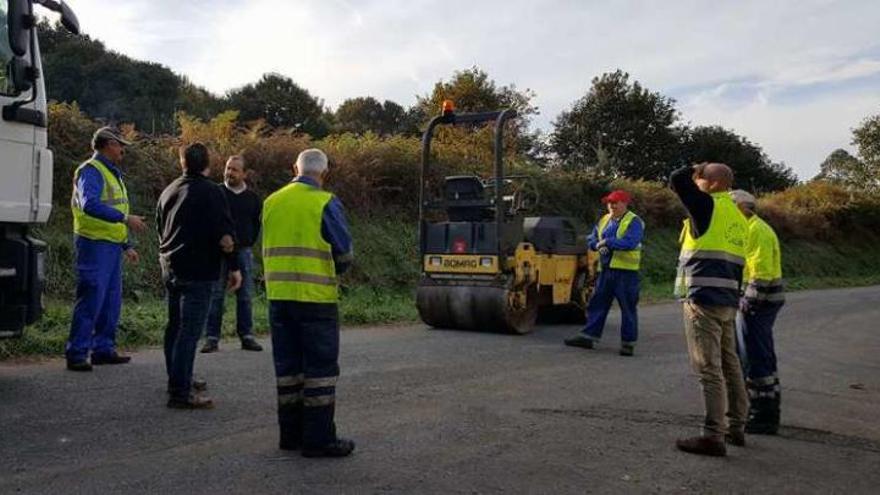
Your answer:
[730,189,785,435]
[261,148,356,457]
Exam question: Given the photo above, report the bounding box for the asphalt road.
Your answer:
[1,286,879,494]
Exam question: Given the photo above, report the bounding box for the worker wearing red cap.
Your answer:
[565,189,644,356]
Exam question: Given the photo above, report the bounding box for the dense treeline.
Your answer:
[36,21,841,189]
[39,101,880,301]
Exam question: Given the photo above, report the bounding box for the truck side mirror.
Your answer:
[58,1,80,34]
[8,57,34,93]
[7,0,33,57]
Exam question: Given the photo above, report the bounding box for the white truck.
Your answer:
[0,0,78,338]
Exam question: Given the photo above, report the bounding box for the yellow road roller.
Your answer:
[415,103,594,334]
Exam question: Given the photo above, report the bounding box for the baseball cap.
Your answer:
[92,126,132,148]
[601,189,632,204]
[730,189,756,206]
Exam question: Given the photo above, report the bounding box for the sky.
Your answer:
[51,0,880,179]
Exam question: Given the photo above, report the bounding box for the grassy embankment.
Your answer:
[3,211,879,359]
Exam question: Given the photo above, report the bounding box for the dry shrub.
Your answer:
[758,181,880,239]
[611,179,685,228]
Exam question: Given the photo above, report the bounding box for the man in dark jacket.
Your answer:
[157,143,241,409]
[201,155,263,353]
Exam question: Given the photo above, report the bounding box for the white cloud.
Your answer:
[53,0,880,178]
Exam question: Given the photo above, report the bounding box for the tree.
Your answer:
[551,70,681,180]
[417,67,539,154]
[852,112,880,191]
[227,73,328,137]
[813,149,869,188]
[417,67,537,123]
[175,77,227,123]
[333,97,410,135]
[681,126,797,192]
[38,20,183,133]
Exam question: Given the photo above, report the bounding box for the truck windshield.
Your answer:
[0,2,20,96]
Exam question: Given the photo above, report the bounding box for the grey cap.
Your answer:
[92,126,132,148]
[730,189,756,206]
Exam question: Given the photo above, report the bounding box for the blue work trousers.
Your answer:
[205,248,254,341]
[164,277,214,401]
[66,236,123,362]
[270,300,340,449]
[582,268,640,344]
[736,302,783,380]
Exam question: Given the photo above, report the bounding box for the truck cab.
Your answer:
[0,0,77,337]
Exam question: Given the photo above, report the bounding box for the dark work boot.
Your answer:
[279,422,303,451]
[66,360,93,372]
[564,334,595,349]
[746,397,780,435]
[619,342,635,357]
[302,438,356,458]
[746,378,781,435]
[676,436,726,457]
[241,337,263,352]
[91,352,131,365]
[725,430,746,447]
[302,403,353,457]
[200,340,219,353]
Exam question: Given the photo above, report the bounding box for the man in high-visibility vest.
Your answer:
[66,127,147,372]
[730,189,785,435]
[564,189,644,356]
[671,162,749,457]
[262,148,355,458]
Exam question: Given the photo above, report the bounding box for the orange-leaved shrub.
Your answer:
[758,181,880,240]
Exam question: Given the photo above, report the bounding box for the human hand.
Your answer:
[739,298,751,314]
[219,234,234,253]
[124,248,140,264]
[227,269,242,292]
[125,215,147,233]
[598,246,610,257]
[596,239,607,249]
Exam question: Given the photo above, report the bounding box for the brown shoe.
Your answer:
[167,395,214,410]
[725,431,746,447]
[676,436,726,457]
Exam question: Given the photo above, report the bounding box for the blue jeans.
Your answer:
[205,248,254,341]
[582,268,640,343]
[164,276,214,400]
[66,236,123,362]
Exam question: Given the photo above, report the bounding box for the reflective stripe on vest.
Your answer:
[675,192,747,306]
[743,215,785,303]
[71,158,129,243]
[262,182,338,303]
[596,210,643,271]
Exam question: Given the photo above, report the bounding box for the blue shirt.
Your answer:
[588,213,644,266]
[293,176,353,274]
[74,153,130,248]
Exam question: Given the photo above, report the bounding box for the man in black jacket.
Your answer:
[157,143,242,409]
[201,155,263,353]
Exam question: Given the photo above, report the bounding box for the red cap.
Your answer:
[601,189,632,204]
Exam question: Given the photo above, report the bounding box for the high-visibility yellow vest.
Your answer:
[596,210,643,271]
[262,181,338,303]
[675,192,747,306]
[743,214,785,304]
[71,157,129,243]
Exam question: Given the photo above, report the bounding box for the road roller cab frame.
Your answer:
[416,104,592,334]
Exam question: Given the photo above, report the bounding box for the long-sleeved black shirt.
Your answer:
[156,173,239,281]
[221,185,261,248]
[670,165,713,238]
